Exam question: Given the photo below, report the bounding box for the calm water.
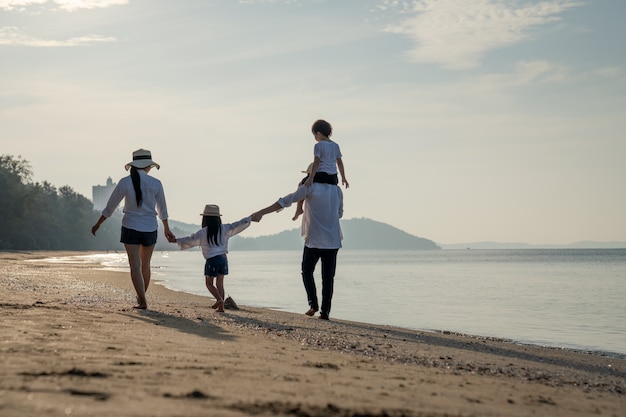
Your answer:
[56,249,626,357]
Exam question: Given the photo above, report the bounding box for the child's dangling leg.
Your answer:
[292,200,304,221]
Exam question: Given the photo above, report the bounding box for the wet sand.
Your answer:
[1,251,624,416]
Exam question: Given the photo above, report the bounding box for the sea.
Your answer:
[50,248,626,358]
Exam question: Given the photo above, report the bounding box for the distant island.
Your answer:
[164,217,441,251]
[164,217,626,251]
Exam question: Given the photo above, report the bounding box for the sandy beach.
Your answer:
[1,251,624,416]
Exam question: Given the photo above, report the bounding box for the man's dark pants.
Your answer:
[301,246,339,318]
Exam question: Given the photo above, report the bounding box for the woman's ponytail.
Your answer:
[130,167,143,207]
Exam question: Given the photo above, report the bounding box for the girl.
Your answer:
[173,205,254,312]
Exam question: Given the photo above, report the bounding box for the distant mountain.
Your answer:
[162,219,625,251]
[169,219,201,235]
[439,241,626,250]
[229,217,440,251]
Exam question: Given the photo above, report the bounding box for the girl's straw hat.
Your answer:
[200,204,221,217]
[125,149,160,171]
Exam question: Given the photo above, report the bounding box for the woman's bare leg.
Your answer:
[140,244,156,292]
[124,244,147,309]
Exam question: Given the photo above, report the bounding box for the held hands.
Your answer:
[251,212,263,222]
[165,230,176,243]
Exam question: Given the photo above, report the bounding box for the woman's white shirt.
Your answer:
[102,170,169,232]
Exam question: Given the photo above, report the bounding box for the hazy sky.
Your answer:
[2,0,625,245]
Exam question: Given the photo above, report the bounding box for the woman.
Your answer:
[91,149,174,309]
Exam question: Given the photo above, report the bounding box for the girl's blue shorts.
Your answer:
[204,254,228,277]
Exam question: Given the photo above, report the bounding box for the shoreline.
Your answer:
[29,249,626,360]
[1,251,625,416]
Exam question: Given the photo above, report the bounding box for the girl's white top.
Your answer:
[176,216,252,259]
[314,141,342,174]
[102,170,168,232]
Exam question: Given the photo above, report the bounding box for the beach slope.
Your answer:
[1,252,624,416]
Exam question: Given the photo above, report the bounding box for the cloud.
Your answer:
[53,0,128,12]
[595,66,623,78]
[0,0,46,11]
[382,0,584,70]
[238,0,301,4]
[0,26,116,46]
[0,0,126,11]
[470,60,570,90]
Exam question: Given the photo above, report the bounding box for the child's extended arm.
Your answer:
[175,229,203,250]
[224,216,253,238]
[337,157,349,188]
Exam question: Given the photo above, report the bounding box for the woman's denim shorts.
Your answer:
[120,226,158,246]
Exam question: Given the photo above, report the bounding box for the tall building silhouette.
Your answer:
[92,177,116,211]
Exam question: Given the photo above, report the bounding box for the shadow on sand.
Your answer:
[121,309,237,342]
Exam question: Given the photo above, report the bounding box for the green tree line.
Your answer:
[0,154,124,250]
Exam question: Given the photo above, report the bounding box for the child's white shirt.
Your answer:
[314,141,342,174]
[177,216,252,259]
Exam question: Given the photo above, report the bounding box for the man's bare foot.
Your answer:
[305,308,318,316]
[211,300,220,309]
[134,296,147,309]
[215,300,224,313]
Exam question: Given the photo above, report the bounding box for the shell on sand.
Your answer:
[224,295,239,310]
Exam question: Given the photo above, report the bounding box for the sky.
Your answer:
[1,0,625,245]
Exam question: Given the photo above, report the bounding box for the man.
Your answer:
[252,179,343,320]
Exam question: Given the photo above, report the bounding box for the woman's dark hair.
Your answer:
[202,215,222,246]
[130,167,143,206]
[311,119,332,137]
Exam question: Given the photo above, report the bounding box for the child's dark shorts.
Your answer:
[120,226,158,246]
[313,172,338,185]
[204,254,228,277]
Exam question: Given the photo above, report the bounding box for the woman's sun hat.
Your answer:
[200,204,221,217]
[125,149,160,171]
